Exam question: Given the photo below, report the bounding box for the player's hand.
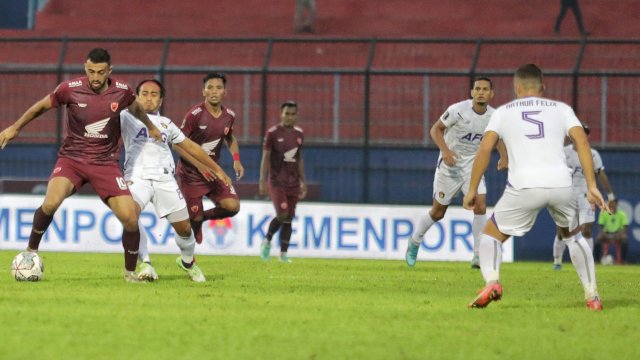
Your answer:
[299,181,307,200]
[497,156,508,171]
[258,179,268,196]
[442,149,457,167]
[462,191,476,210]
[148,125,163,142]
[587,186,610,214]
[234,161,244,181]
[0,125,19,149]
[213,168,232,186]
[197,166,216,182]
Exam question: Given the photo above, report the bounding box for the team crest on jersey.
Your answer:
[438,192,445,199]
[280,202,289,210]
[161,123,168,129]
[68,80,82,88]
[110,102,119,112]
[115,82,129,90]
[191,205,200,213]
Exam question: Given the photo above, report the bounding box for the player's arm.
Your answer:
[0,94,52,149]
[463,130,498,210]
[174,138,231,186]
[226,135,244,180]
[596,169,615,205]
[258,148,270,196]
[297,150,307,200]
[430,120,456,166]
[496,139,508,171]
[173,144,216,182]
[127,101,162,142]
[569,126,609,213]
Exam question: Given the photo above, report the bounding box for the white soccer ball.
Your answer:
[11,251,44,281]
[600,254,614,266]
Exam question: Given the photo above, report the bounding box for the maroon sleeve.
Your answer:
[123,86,136,107]
[49,82,69,108]
[263,129,273,150]
[180,111,196,137]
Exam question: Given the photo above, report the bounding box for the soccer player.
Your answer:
[175,72,244,245]
[405,77,506,269]
[596,200,628,265]
[120,79,232,282]
[258,101,307,263]
[463,63,608,310]
[552,122,615,270]
[0,48,162,282]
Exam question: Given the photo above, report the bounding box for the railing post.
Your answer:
[260,38,274,142]
[572,37,587,113]
[363,38,377,203]
[56,37,69,147]
[600,75,608,147]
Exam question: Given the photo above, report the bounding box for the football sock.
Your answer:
[280,222,292,253]
[472,214,487,257]
[138,224,151,263]
[122,229,141,272]
[552,234,566,264]
[565,234,598,299]
[203,207,238,220]
[175,231,196,264]
[410,214,435,246]
[266,218,282,242]
[191,220,203,242]
[479,234,502,283]
[28,206,54,251]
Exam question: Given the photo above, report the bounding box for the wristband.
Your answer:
[607,193,615,201]
[232,153,240,161]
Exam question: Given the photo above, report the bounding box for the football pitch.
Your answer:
[1,251,638,360]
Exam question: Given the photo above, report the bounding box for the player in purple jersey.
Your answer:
[0,48,162,283]
[175,72,245,245]
[258,101,307,263]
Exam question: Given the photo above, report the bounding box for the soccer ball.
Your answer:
[11,251,44,281]
[600,254,614,266]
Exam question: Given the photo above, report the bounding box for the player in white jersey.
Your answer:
[406,77,507,269]
[463,64,608,311]
[552,122,615,270]
[121,79,231,282]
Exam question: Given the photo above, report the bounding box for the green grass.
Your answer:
[1,251,639,360]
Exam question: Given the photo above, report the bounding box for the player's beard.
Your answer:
[90,79,107,92]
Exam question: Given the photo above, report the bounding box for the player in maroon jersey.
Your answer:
[175,72,245,244]
[0,48,162,282]
[258,101,307,263]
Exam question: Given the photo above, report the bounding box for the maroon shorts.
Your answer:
[178,176,239,218]
[269,185,300,218]
[51,157,131,202]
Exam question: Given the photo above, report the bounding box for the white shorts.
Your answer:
[492,186,577,237]
[573,189,596,225]
[432,172,486,206]
[127,176,188,221]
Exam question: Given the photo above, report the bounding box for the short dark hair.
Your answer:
[203,72,227,87]
[136,79,166,98]
[86,48,111,65]
[281,100,298,110]
[473,76,492,89]
[515,63,543,82]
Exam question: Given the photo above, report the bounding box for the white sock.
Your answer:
[479,234,502,283]
[552,233,565,264]
[565,234,598,299]
[583,236,594,250]
[175,231,195,264]
[411,214,435,246]
[138,224,151,264]
[472,214,487,257]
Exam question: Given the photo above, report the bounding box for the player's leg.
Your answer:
[203,181,240,221]
[127,178,155,279]
[278,191,299,263]
[28,176,76,251]
[406,173,459,267]
[554,0,569,33]
[467,176,487,269]
[108,195,141,276]
[170,214,205,282]
[261,185,287,261]
[552,228,565,270]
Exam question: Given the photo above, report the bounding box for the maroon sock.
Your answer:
[122,229,140,271]
[280,222,292,253]
[203,207,238,220]
[28,206,54,250]
[266,218,282,241]
[192,220,204,244]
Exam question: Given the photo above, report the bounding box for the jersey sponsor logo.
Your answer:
[110,102,119,112]
[84,117,110,139]
[115,82,129,90]
[461,133,483,142]
[199,125,208,130]
[226,108,236,117]
[277,138,284,142]
[68,80,83,88]
[284,147,299,162]
[78,103,87,108]
[201,139,221,155]
[191,107,203,116]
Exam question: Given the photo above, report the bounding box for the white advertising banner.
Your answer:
[0,194,513,262]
